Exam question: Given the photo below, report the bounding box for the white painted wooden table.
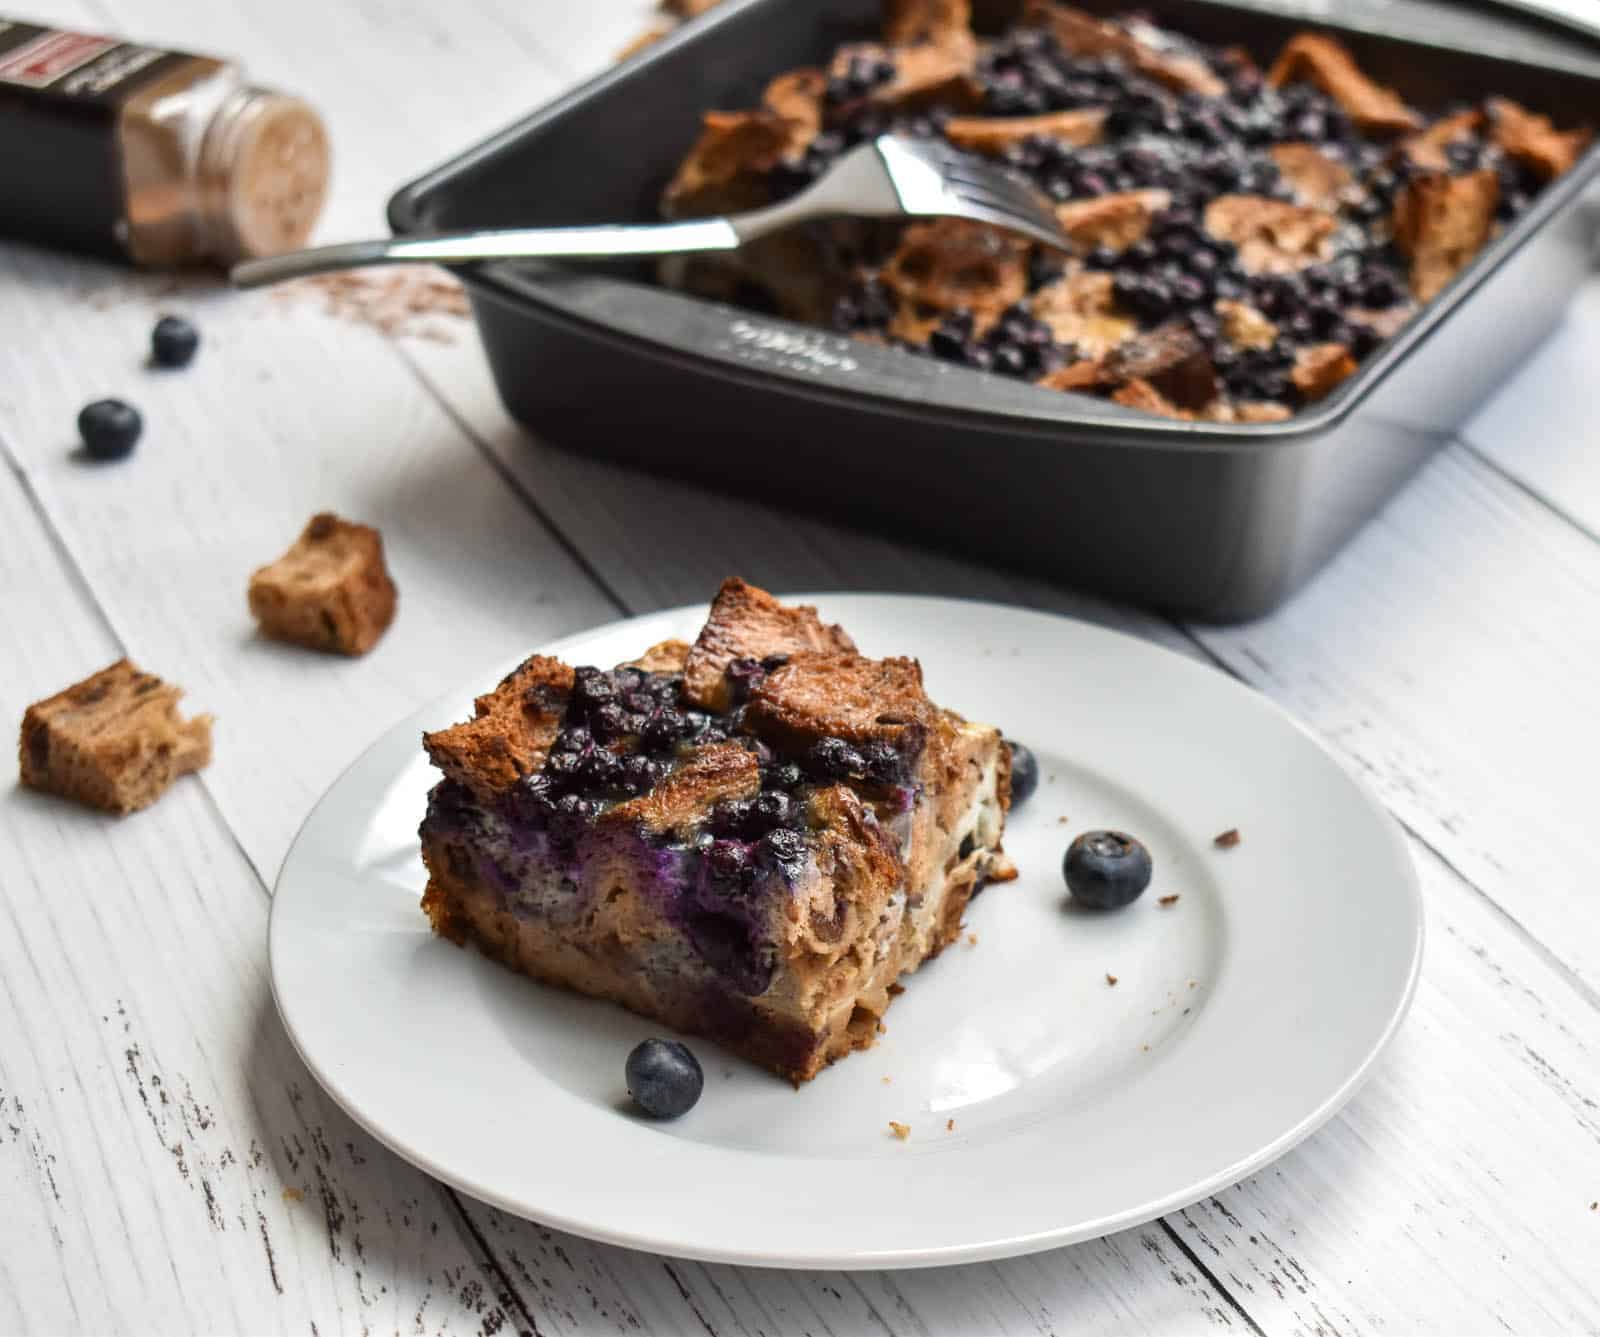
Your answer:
[3,1,1599,1332]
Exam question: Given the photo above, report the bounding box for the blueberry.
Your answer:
[1005,739,1038,805]
[710,797,756,838]
[150,315,199,368]
[809,736,866,780]
[642,708,693,752]
[572,667,616,710]
[753,789,797,830]
[1063,830,1153,910]
[707,837,752,880]
[625,1039,703,1119]
[590,701,631,742]
[759,826,808,871]
[929,325,968,362]
[620,753,660,794]
[859,739,903,785]
[763,760,804,791]
[77,399,142,461]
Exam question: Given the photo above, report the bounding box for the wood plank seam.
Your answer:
[0,418,553,1334]
[1157,1221,1267,1336]
[1458,436,1600,550]
[396,341,634,618]
[1166,616,1600,1020]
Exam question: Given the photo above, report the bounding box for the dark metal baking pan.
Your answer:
[389,0,1600,621]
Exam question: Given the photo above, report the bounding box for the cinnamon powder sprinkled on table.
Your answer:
[1158,894,1181,907]
[273,266,471,341]
[1214,828,1242,849]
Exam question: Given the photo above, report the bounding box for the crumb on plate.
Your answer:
[1158,894,1180,907]
[1106,973,1119,986]
[1214,827,1242,849]
[889,1121,911,1140]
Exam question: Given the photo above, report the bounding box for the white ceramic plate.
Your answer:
[270,596,1422,1269]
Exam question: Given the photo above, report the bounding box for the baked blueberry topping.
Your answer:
[1064,830,1153,909]
[826,52,896,105]
[78,399,142,461]
[625,1038,704,1119]
[150,315,199,368]
[808,735,868,780]
[1005,739,1039,805]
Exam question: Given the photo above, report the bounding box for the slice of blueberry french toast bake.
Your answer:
[418,578,1015,1083]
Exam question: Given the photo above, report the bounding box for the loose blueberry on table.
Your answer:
[150,315,200,368]
[77,399,143,461]
[1063,830,1153,910]
[626,1038,705,1119]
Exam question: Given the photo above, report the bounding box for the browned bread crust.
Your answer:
[744,652,933,755]
[422,655,573,800]
[1392,169,1499,301]
[682,577,856,711]
[1266,32,1420,134]
[622,638,692,673]
[603,741,759,836]
[19,659,212,814]
[943,108,1105,156]
[248,513,397,656]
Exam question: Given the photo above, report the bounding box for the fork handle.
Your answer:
[230,217,743,289]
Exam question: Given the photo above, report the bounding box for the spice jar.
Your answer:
[0,18,330,266]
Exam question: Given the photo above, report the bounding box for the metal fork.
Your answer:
[229,134,1071,288]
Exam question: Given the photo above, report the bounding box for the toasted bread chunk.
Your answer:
[1402,109,1483,171]
[1266,33,1420,134]
[603,741,759,836]
[1215,299,1278,350]
[1037,357,1109,392]
[829,35,979,113]
[623,639,692,674]
[883,0,971,44]
[1291,342,1359,400]
[761,69,827,141]
[422,655,573,800]
[1024,0,1224,96]
[1104,323,1219,409]
[661,71,825,217]
[1270,143,1355,210]
[943,108,1106,155]
[19,660,212,814]
[1204,194,1337,273]
[744,652,934,756]
[248,512,397,656]
[1346,304,1414,340]
[1032,271,1137,355]
[683,578,857,711]
[1488,97,1593,180]
[1111,377,1193,420]
[1055,189,1170,252]
[1392,168,1498,301]
[880,218,1030,318]
[1230,401,1295,423]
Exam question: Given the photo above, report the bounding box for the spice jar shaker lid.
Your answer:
[197,85,330,262]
